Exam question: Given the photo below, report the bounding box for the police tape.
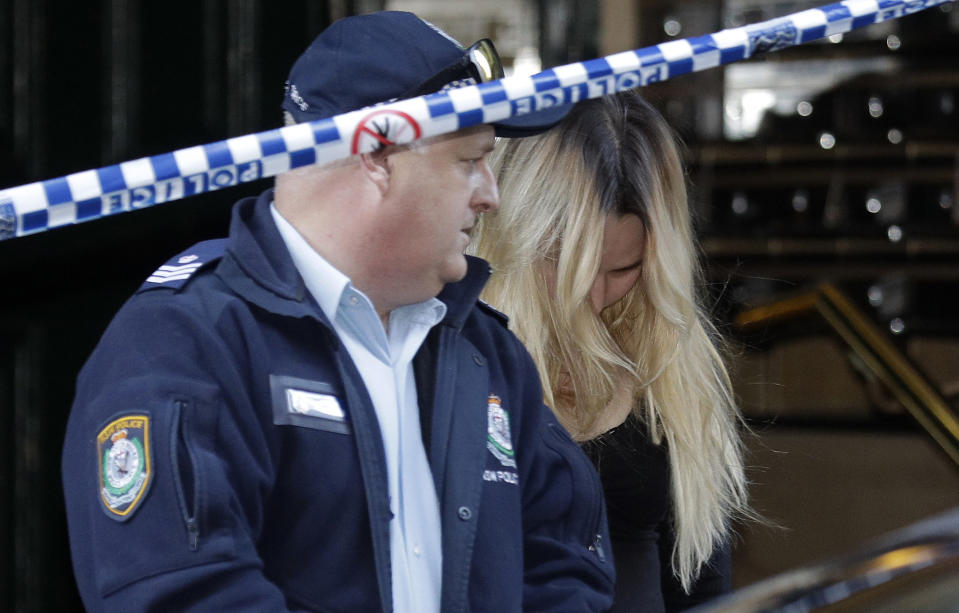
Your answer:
[0,0,952,241]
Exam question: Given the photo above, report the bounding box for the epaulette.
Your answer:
[137,239,227,293]
[477,299,510,327]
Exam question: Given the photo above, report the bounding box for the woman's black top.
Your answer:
[584,416,731,612]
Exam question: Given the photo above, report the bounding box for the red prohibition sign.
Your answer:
[351,109,422,154]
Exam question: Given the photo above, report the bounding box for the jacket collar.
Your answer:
[219,189,491,325]
[436,255,491,331]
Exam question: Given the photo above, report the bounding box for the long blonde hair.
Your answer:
[471,90,749,591]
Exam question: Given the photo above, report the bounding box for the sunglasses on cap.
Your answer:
[401,38,505,100]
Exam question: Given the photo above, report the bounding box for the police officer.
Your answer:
[62,11,614,613]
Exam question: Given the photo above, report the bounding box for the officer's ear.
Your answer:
[359,149,393,195]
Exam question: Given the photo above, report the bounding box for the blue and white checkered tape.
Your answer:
[0,0,951,242]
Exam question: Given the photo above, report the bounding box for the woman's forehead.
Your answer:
[601,214,646,264]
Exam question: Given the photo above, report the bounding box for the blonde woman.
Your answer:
[471,90,750,612]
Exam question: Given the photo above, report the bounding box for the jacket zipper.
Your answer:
[583,455,606,563]
[563,425,607,563]
[172,399,201,552]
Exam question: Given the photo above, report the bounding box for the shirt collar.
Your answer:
[270,202,350,323]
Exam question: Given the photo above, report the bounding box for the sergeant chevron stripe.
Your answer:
[145,263,205,284]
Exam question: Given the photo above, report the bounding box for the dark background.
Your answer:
[1,0,958,610]
[0,2,353,609]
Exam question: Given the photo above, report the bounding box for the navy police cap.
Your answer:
[281,11,569,138]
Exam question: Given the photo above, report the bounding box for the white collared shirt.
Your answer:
[271,204,445,613]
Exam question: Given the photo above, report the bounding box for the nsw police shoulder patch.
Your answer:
[97,414,153,521]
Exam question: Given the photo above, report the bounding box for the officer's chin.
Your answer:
[440,258,469,288]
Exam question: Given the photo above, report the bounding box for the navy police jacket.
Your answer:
[62,190,615,612]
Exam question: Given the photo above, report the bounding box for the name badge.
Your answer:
[286,388,344,421]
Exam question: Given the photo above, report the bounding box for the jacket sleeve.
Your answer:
[61,297,304,613]
[512,348,616,611]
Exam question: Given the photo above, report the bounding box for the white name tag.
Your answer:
[286,388,345,421]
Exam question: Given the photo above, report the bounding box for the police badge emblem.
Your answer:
[486,395,516,469]
[97,414,153,521]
